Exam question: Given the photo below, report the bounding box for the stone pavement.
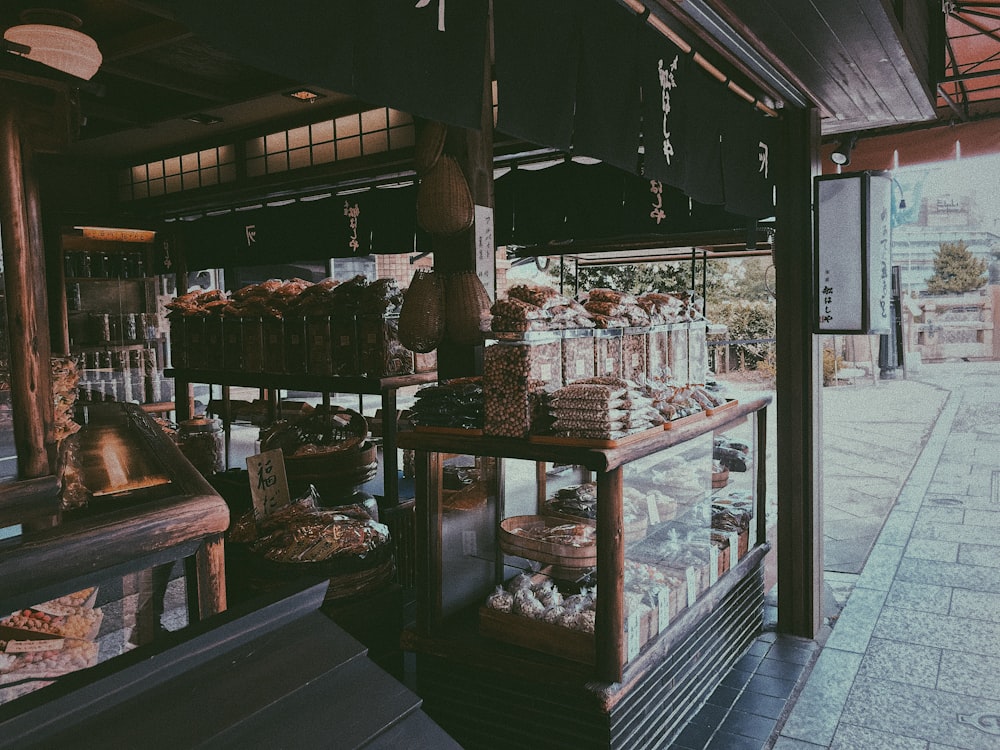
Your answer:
[821,375,949,576]
[774,361,1000,749]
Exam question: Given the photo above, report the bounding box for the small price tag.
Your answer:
[657,588,670,632]
[646,497,660,525]
[247,449,291,520]
[605,357,615,374]
[685,566,698,606]
[539,364,553,381]
[5,638,64,654]
[340,335,351,346]
[313,335,324,345]
[709,545,719,585]
[627,611,641,661]
[575,359,587,377]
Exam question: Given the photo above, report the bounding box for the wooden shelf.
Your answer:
[398,396,771,472]
[165,368,437,396]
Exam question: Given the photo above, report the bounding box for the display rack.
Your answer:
[167,368,437,508]
[63,237,170,403]
[397,396,770,749]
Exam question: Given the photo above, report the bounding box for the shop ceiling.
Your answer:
[1,1,997,164]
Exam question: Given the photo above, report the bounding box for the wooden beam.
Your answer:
[773,105,824,638]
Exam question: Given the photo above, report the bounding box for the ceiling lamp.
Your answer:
[830,134,858,167]
[3,9,102,81]
[283,89,325,103]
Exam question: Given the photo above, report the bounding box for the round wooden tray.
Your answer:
[498,515,597,568]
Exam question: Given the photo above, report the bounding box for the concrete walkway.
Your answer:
[775,361,1000,749]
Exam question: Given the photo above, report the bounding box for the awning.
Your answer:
[176,185,428,267]
[154,0,779,221]
[494,160,765,249]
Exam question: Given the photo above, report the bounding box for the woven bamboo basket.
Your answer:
[398,267,446,353]
[414,120,448,173]
[416,155,474,236]
[445,270,491,345]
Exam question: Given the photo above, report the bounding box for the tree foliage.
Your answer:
[549,260,727,300]
[925,240,987,294]
[711,299,775,369]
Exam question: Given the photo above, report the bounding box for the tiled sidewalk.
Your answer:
[671,362,1000,749]
[775,363,1000,749]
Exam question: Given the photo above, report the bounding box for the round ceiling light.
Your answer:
[3,9,102,81]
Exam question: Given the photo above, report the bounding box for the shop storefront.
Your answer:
[0,0,945,745]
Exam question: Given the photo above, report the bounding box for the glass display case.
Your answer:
[0,403,229,709]
[398,396,769,748]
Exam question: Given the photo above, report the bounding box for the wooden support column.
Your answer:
[0,85,54,480]
[432,3,495,380]
[774,106,824,638]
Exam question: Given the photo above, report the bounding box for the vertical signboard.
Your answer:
[475,204,496,302]
[815,171,892,334]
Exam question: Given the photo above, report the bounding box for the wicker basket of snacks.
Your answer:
[260,406,376,499]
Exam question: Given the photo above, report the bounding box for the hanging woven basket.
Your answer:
[398,268,446,353]
[445,271,491,346]
[414,120,448,174]
[416,155,474,236]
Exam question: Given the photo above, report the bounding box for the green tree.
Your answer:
[711,299,775,369]
[549,259,730,304]
[726,256,775,302]
[925,240,987,294]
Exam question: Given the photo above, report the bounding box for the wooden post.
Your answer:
[0,85,54,480]
[194,535,228,618]
[596,466,624,683]
[774,106,824,638]
[432,3,495,380]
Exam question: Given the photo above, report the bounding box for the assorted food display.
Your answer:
[0,588,102,705]
[467,283,730,442]
[479,429,755,662]
[167,275,422,377]
[6,271,758,709]
[227,485,394,602]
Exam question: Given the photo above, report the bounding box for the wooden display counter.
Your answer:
[398,397,771,749]
[0,402,229,622]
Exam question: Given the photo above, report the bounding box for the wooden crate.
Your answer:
[479,607,594,665]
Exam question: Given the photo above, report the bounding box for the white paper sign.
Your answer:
[247,449,291,520]
[474,204,496,301]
